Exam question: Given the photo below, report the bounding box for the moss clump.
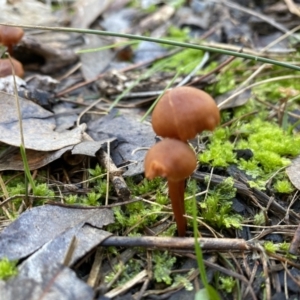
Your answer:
[237,118,300,172]
[199,178,242,229]
[153,251,176,285]
[273,179,295,194]
[127,177,163,196]
[199,128,237,167]
[199,116,300,192]
[219,276,236,293]
[0,257,18,280]
[105,259,142,287]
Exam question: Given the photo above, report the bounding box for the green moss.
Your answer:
[200,115,300,192]
[199,128,237,167]
[127,177,163,196]
[158,48,204,73]
[172,273,194,291]
[0,257,18,280]
[199,178,242,229]
[264,241,278,253]
[105,259,142,287]
[152,26,204,74]
[237,118,300,173]
[219,276,236,293]
[33,183,55,198]
[88,164,105,179]
[205,59,245,96]
[153,251,176,285]
[109,197,163,233]
[253,211,265,225]
[274,179,295,194]
[64,194,79,205]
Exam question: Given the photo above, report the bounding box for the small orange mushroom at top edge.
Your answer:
[144,138,197,236]
[0,25,24,55]
[152,86,220,141]
[0,58,24,78]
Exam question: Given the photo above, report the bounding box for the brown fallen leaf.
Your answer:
[0,263,94,300]
[0,205,114,261]
[286,155,300,190]
[0,139,115,171]
[0,92,85,151]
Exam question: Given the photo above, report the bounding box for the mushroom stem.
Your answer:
[168,179,187,237]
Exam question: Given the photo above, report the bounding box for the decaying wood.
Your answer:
[96,148,131,201]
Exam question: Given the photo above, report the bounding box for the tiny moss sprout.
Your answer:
[172,274,194,291]
[88,164,106,179]
[105,259,142,288]
[0,257,18,280]
[278,242,297,260]
[199,178,242,229]
[264,241,279,253]
[64,194,79,205]
[219,276,236,293]
[274,179,294,194]
[83,191,102,206]
[33,183,55,198]
[160,223,177,237]
[154,26,205,74]
[253,211,265,226]
[205,59,244,96]
[199,128,236,167]
[127,177,163,196]
[153,251,176,285]
[156,191,169,205]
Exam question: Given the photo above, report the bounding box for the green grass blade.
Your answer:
[2,23,300,71]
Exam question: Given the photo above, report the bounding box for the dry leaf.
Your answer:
[0,92,85,151]
[0,263,94,300]
[286,155,300,190]
[0,205,114,261]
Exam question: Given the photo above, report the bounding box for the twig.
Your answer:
[87,247,104,287]
[218,75,300,109]
[96,148,131,201]
[2,23,300,71]
[104,270,147,298]
[289,222,300,254]
[284,0,300,17]
[101,236,250,251]
[45,197,141,209]
[176,52,210,87]
[189,54,237,86]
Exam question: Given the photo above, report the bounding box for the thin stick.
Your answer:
[101,236,250,251]
[218,75,300,109]
[2,23,300,71]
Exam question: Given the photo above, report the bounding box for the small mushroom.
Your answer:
[144,138,197,236]
[0,25,24,55]
[152,86,220,141]
[0,58,24,78]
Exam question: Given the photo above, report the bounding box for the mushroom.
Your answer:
[151,86,220,141]
[0,25,24,55]
[144,138,197,236]
[146,86,220,236]
[0,58,24,78]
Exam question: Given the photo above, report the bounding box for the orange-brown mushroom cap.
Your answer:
[152,86,220,141]
[0,26,24,52]
[144,138,197,182]
[0,58,24,78]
